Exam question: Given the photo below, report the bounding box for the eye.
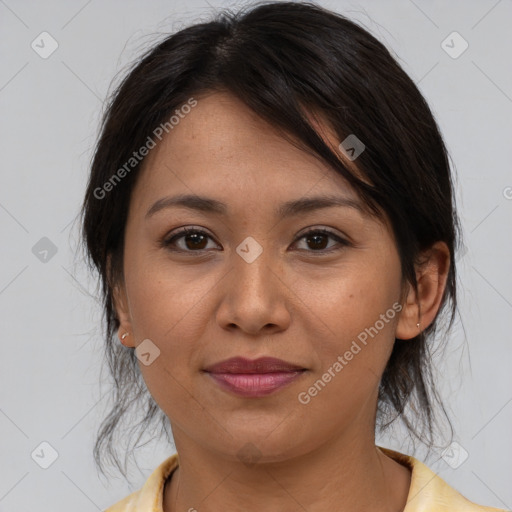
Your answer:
[162,227,219,252]
[161,226,349,254]
[293,228,349,253]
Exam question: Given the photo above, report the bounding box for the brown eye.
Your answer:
[294,228,348,253]
[305,233,329,250]
[163,228,218,252]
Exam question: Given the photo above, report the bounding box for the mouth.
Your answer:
[203,357,307,397]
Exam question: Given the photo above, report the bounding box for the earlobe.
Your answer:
[119,330,132,347]
[108,253,135,347]
[395,241,450,341]
[112,283,135,346]
[113,284,135,347]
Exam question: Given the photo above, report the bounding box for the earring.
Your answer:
[120,332,129,343]
[417,322,421,331]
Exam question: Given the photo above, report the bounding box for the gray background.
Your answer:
[1,0,511,510]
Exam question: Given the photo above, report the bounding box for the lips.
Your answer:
[203,357,307,397]
[203,356,305,374]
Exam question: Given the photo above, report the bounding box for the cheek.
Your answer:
[296,257,400,332]
[124,239,220,340]
[291,247,402,378]
[121,254,210,400]
[293,268,401,423]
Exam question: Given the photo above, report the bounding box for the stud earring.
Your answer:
[120,332,130,344]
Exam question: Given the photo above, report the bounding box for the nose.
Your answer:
[215,241,292,336]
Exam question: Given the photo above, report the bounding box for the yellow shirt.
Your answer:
[104,445,507,511]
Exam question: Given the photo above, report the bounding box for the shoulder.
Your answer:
[377,446,508,512]
[104,453,179,512]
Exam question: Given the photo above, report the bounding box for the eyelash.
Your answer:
[161,226,350,255]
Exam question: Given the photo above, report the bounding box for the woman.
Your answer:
[81,2,506,511]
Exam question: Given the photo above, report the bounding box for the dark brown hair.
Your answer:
[81,0,460,479]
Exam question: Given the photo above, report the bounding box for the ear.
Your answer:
[395,241,451,340]
[108,253,135,347]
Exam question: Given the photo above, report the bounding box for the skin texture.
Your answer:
[113,91,450,512]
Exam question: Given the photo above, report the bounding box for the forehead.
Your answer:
[135,92,361,201]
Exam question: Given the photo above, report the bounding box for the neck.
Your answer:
[163,429,411,512]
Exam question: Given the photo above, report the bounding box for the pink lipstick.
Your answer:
[203,356,306,397]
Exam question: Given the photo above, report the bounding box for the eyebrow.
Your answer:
[145,193,366,220]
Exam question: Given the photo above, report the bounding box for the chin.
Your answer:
[205,427,312,465]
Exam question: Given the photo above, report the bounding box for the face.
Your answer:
[114,91,406,462]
